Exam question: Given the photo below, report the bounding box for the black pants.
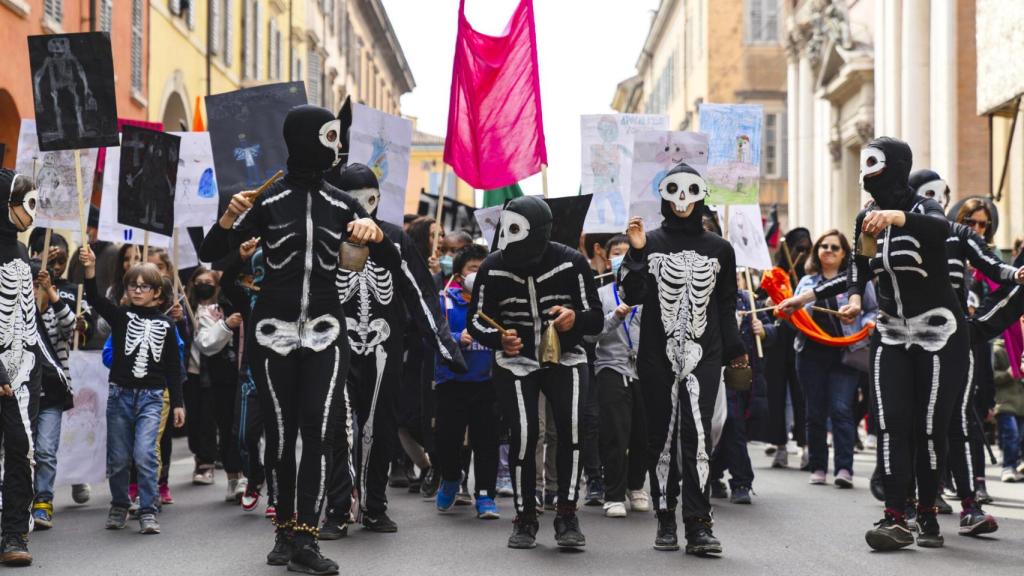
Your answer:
[249,313,350,529]
[435,380,499,497]
[185,374,242,474]
[644,359,720,520]
[596,369,646,502]
[711,388,754,489]
[871,321,966,512]
[765,322,805,447]
[2,379,38,535]
[235,366,270,493]
[582,365,602,480]
[493,363,586,515]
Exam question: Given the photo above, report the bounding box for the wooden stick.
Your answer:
[432,167,448,255]
[811,305,847,317]
[142,230,150,262]
[593,270,615,280]
[36,228,53,311]
[171,229,199,333]
[73,284,84,351]
[744,267,763,357]
[475,312,507,336]
[541,164,549,199]
[73,149,88,249]
[780,238,798,283]
[244,170,284,200]
[740,305,778,315]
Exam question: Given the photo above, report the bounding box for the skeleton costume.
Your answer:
[618,163,743,552]
[467,195,602,547]
[814,138,966,548]
[200,105,391,567]
[322,164,464,527]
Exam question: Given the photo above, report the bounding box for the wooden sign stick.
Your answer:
[73,149,88,250]
[73,284,84,351]
[36,227,53,311]
[475,312,508,336]
[142,230,150,262]
[744,267,763,357]
[431,167,449,256]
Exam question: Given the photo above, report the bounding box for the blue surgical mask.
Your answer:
[439,255,454,276]
[610,255,624,276]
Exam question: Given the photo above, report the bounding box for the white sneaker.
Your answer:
[629,489,651,512]
[865,434,877,450]
[800,449,810,470]
[603,501,627,518]
[225,478,239,502]
[1001,467,1018,483]
[234,477,248,502]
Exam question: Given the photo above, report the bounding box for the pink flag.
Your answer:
[444,0,547,190]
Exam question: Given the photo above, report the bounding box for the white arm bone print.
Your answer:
[0,260,38,387]
[649,251,719,378]
[124,313,167,378]
[336,261,395,356]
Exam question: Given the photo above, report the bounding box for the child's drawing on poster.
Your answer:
[14,119,97,230]
[629,130,709,231]
[699,103,763,206]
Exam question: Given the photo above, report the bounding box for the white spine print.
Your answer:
[649,251,719,377]
[0,260,39,387]
[124,312,167,378]
[336,261,394,356]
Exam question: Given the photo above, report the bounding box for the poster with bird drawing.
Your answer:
[629,130,709,231]
[346,102,412,227]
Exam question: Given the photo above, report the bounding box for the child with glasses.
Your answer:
[79,245,185,535]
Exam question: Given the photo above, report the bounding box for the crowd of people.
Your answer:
[0,106,1022,572]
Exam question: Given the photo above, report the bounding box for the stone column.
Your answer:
[786,42,801,228]
[798,51,816,229]
[930,0,957,191]
[901,0,930,166]
[876,0,902,138]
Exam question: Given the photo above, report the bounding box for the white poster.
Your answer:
[14,119,97,230]
[629,131,709,231]
[98,147,173,248]
[473,205,503,247]
[347,103,412,227]
[580,114,669,233]
[726,204,773,271]
[56,351,108,486]
[170,132,218,228]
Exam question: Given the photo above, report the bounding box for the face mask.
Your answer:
[610,255,624,276]
[348,187,380,216]
[439,255,454,276]
[463,272,477,293]
[194,284,216,301]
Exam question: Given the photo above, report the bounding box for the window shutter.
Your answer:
[169,0,180,16]
[308,50,321,106]
[254,1,264,79]
[131,0,143,91]
[100,0,113,32]
[224,0,234,66]
[209,0,221,55]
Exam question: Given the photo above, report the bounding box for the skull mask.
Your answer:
[860,137,914,210]
[325,163,380,216]
[909,169,950,210]
[659,168,707,215]
[283,105,344,174]
[498,195,551,269]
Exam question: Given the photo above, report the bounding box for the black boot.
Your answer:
[288,531,339,575]
[864,509,914,551]
[916,508,944,548]
[508,512,539,549]
[266,526,294,566]
[553,503,586,548]
[684,518,722,556]
[654,510,679,551]
[319,515,348,540]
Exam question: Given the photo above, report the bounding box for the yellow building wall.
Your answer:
[405,146,474,215]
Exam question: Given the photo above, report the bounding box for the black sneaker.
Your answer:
[730,485,752,505]
[267,528,294,566]
[869,470,885,502]
[362,511,398,533]
[584,478,604,507]
[975,483,993,505]
[508,513,539,549]
[0,534,31,566]
[916,510,943,548]
[904,503,919,533]
[710,479,729,500]
[288,535,339,575]
[959,506,998,536]
[105,505,129,530]
[934,494,953,515]
[864,512,914,551]
[543,492,557,511]
[319,517,348,540]
[553,506,586,548]
[684,518,722,556]
[654,510,679,551]
[420,468,440,500]
[535,494,545,515]
[388,461,409,488]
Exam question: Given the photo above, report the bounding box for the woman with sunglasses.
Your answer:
[792,231,877,490]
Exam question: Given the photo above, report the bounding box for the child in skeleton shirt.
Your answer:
[619,162,746,557]
[467,196,603,550]
[200,105,388,575]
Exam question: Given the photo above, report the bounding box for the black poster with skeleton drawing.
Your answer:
[28,32,119,152]
[117,126,180,236]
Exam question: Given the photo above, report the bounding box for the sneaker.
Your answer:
[809,470,827,485]
[535,494,545,516]
[870,470,885,502]
[496,474,514,497]
[834,469,854,489]
[0,534,31,566]
[388,461,409,488]
[864,511,914,551]
[603,501,627,518]
[288,535,339,575]
[266,501,277,520]
[975,482,993,505]
[1001,467,1019,483]
[543,492,557,511]
[138,513,160,535]
[730,485,752,505]
[1018,461,1024,475]
[455,483,473,506]
[865,434,877,450]
[771,449,788,468]
[31,501,53,530]
[584,477,605,506]
[420,468,439,500]
[159,483,174,505]
[319,517,349,540]
[934,494,953,514]
[799,450,811,471]
[684,518,722,556]
[654,510,679,551]
[436,479,460,512]
[71,484,91,504]
[959,506,998,536]
[629,489,651,512]
[764,444,778,456]
[361,511,398,533]
[226,477,240,502]
[710,479,729,499]
[193,466,214,486]
[128,482,138,502]
[916,510,943,548]
[105,506,129,530]
[128,497,140,519]
[508,513,539,549]
[476,496,500,519]
[904,503,919,533]
[267,528,294,566]
[242,484,262,511]
[553,505,586,548]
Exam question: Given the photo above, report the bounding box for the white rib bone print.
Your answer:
[336,261,395,356]
[124,312,168,378]
[649,251,719,378]
[0,260,38,387]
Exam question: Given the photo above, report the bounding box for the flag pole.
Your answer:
[432,166,449,255]
[541,164,549,198]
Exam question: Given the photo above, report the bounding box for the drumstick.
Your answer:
[476,312,508,336]
[243,170,284,200]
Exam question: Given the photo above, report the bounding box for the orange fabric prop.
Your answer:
[760,267,874,347]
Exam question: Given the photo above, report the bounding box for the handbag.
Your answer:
[841,345,870,373]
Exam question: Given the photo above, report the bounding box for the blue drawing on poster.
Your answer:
[197,168,217,198]
[699,103,762,205]
[589,117,628,226]
[233,134,262,187]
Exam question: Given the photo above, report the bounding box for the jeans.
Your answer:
[797,344,860,474]
[33,406,63,501]
[107,386,165,515]
[997,413,1023,468]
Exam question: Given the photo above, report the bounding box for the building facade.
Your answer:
[405,123,473,216]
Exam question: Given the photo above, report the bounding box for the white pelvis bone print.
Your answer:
[876,307,957,352]
[649,251,720,378]
[255,315,341,356]
[124,312,169,378]
[336,261,395,356]
[0,260,38,387]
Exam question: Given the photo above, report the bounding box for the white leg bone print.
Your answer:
[124,312,168,378]
[336,262,395,356]
[649,251,720,378]
[0,260,38,388]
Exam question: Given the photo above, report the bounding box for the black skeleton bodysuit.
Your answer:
[200,106,396,540]
[619,163,744,535]
[322,164,464,524]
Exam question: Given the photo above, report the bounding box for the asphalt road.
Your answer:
[30,438,1024,575]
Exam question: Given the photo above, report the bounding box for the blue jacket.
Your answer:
[436,287,492,384]
[794,272,878,353]
[103,328,187,373]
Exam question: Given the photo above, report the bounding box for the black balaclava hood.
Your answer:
[283,105,343,183]
[498,195,552,269]
[659,162,707,234]
[0,169,35,242]
[326,163,380,216]
[909,168,950,208]
[861,136,914,210]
